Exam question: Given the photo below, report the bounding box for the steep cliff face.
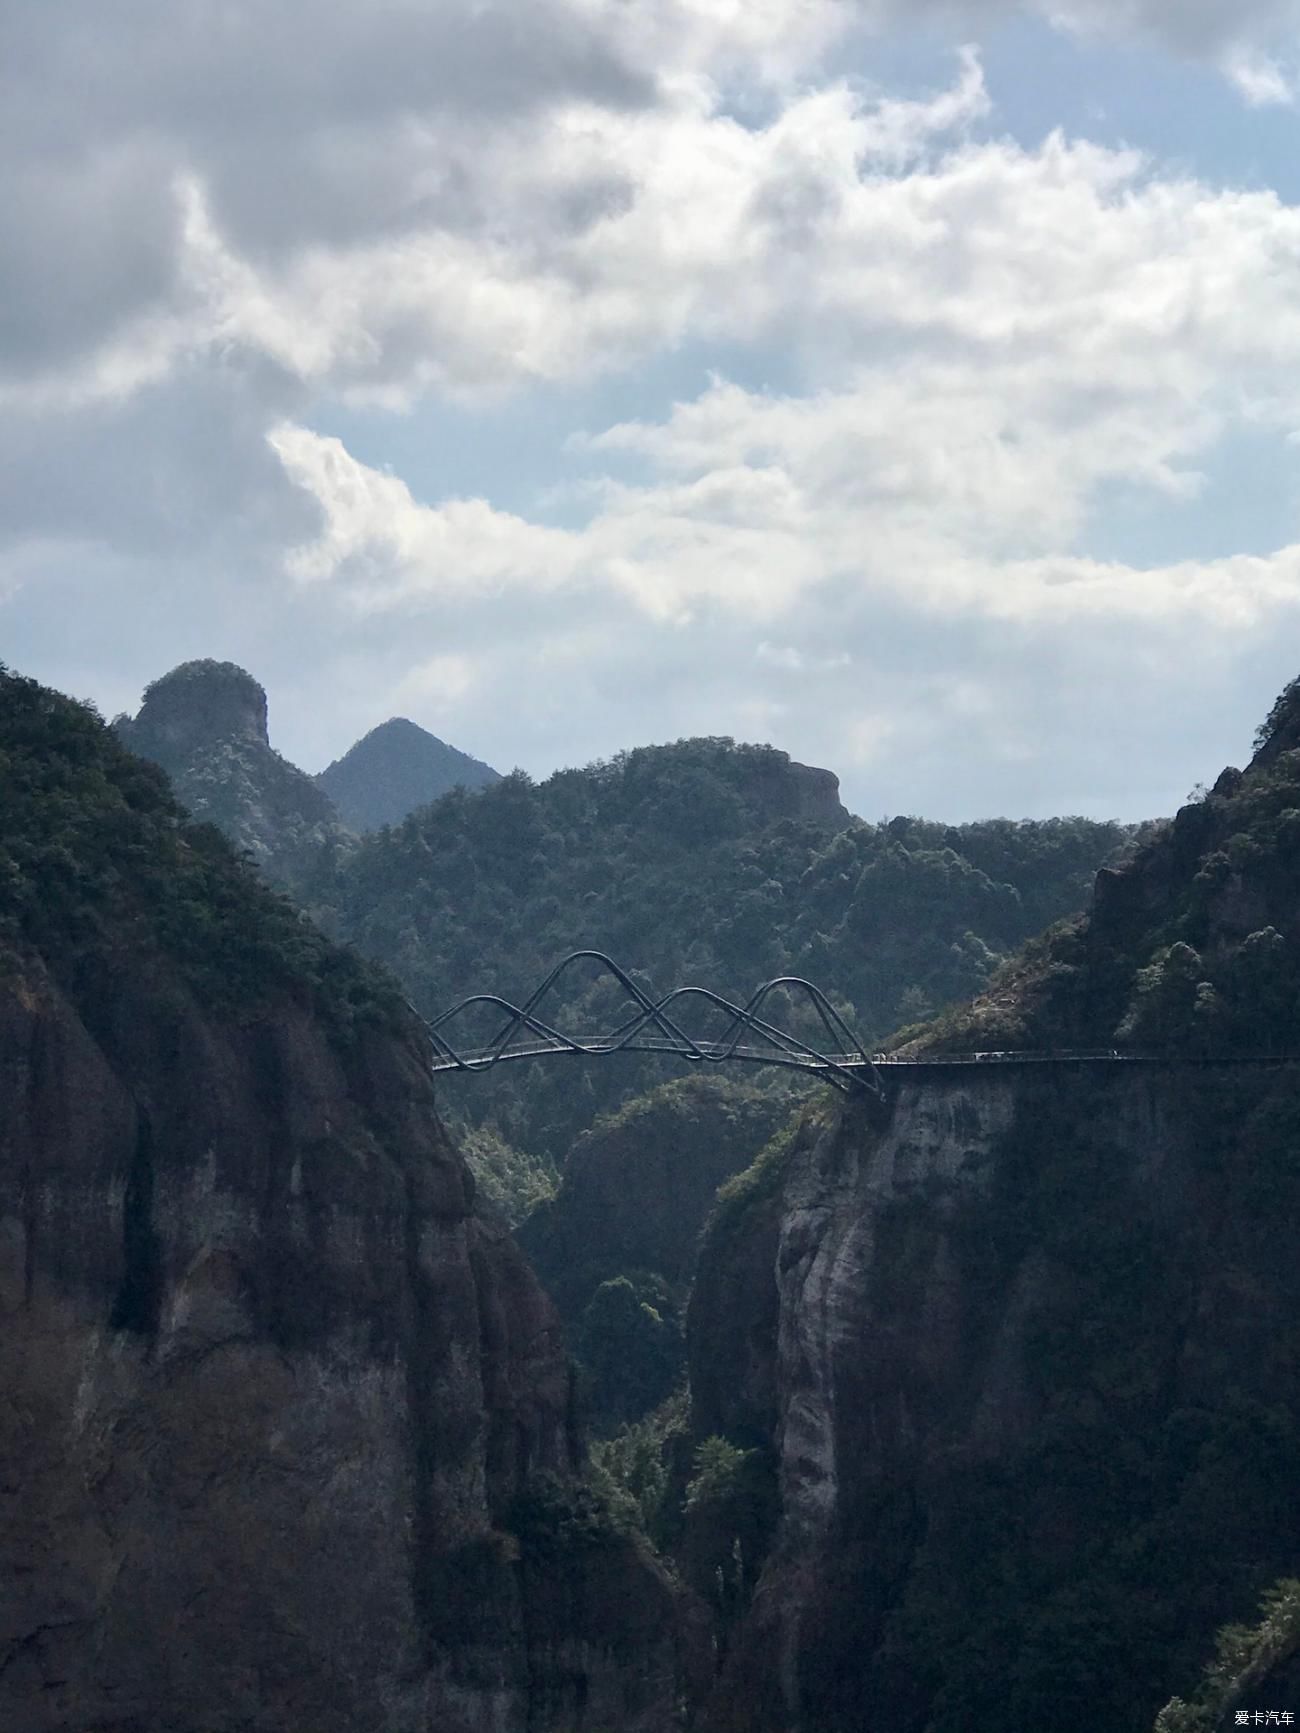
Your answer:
[682,677,1300,1733]
[736,754,851,830]
[515,1076,793,1431]
[0,670,681,1732]
[115,660,354,892]
[519,1076,792,1321]
[688,1065,1300,1733]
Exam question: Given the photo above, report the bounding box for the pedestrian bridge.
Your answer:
[423,953,1300,1099]
[424,951,885,1095]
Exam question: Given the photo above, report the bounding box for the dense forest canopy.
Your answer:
[0,666,396,1031]
[907,679,1300,1057]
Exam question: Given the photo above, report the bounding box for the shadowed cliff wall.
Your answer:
[0,955,682,1732]
[689,1064,1300,1733]
[0,670,681,1733]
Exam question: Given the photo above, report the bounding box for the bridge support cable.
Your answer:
[423,951,885,1096]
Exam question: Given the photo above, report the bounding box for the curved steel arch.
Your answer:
[423,951,885,1096]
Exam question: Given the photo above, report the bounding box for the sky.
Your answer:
[8,1,1300,821]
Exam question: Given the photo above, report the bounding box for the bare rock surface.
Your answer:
[0,955,681,1733]
[114,660,354,891]
[688,1064,1300,1733]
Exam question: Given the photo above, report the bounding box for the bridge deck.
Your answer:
[423,956,1300,1099]
[429,1038,876,1089]
[430,1043,1300,1077]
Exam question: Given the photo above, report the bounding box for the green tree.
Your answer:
[577,1277,683,1431]
[1155,1579,1300,1732]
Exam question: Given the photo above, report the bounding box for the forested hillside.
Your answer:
[317,736,1144,1163]
[656,677,1300,1733]
[907,675,1300,1057]
[3,665,391,1028]
[88,662,1148,1442]
[103,666,1144,1170]
[0,665,682,1729]
[95,658,1152,1444]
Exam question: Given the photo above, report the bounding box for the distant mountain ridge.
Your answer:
[114,662,504,889]
[316,716,500,832]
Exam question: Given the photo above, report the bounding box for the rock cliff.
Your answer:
[519,1075,791,1322]
[682,676,1300,1733]
[0,669,681,1732]
[115,660,354,893]
[687,1063,1300,1733]
[736,752,851,830]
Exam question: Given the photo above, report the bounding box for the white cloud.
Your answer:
[853,44,992,165]
[266,425,578,598]
[1037,0,1297,58]
[756,643,854,671]
[391,653,481,707]
[9,0,1300,824]
[0,0,843,413]
[872,0,1300,77]
[1225,49,1298,103]
[262,98,1300,638]
[3,0,1299,423]
[271,403,1300,634]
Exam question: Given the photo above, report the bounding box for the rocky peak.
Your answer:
[359,716,426,750]
[777,758,851,828]
[124,659,269,767]
[114,661,351,895]
[725,747,851,830]
[1252,672,1300,766]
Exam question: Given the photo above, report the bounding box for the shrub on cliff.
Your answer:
[507,1471,633,1557]
[577,1275,684,1431]
[456,1123,557,1226]
[1155,1579,1300,1731]
[678,1434,779,1633]
[589,1393,688,1542]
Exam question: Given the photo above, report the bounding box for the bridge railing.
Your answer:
[420,958,1300,1095]
[423,951,886,1096]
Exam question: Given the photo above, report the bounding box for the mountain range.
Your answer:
[9,652,1300,1729]
[113,658,503,894]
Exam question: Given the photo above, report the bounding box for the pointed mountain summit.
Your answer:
[316,716,500,831]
